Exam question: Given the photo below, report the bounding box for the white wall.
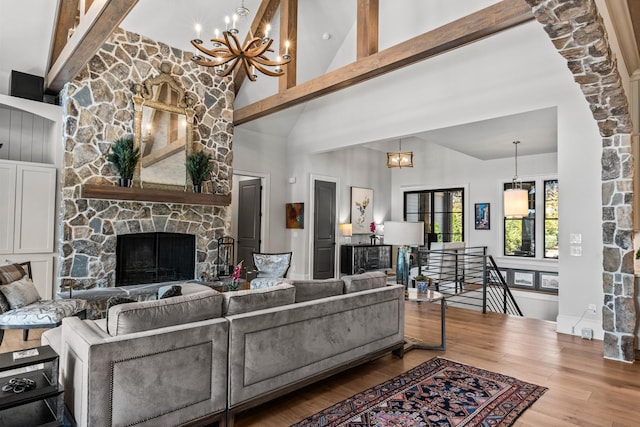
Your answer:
[232,127,288,254]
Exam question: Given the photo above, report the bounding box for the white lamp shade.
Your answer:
[383,221,424,246]
[340,223,352,237]
[504,188,529,217]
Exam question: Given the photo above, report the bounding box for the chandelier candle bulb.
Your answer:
[283,40,291,59]
[225,16,230,31]
[230,14,238,35]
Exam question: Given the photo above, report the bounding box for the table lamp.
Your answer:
[340,223,352,244]
[383,221,424,286]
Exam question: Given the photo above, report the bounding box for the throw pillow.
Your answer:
[159,285,182,299]
[0,277,41,309]
[0,263,26,286]
[105,296,136,333]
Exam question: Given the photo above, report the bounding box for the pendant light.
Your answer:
[503,141,529,218]
[387,139,413,168]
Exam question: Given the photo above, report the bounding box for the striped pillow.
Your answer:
[0,263,26,286]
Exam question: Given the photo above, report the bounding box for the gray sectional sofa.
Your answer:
[42,271,405,426]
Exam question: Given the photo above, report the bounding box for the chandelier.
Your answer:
[503,140,529,218]
[387,139,413,168]
[190,1,291,81]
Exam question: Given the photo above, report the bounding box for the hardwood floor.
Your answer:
[2,303,639,426]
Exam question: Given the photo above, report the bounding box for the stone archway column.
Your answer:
[524,0,635,361]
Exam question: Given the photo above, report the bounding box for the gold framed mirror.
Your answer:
[132,63,195,191]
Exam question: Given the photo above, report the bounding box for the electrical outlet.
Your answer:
[581,328,593,340]
[588,304,597,313]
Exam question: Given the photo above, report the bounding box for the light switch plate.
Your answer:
[570,246,582,256]
[569,233,582,244]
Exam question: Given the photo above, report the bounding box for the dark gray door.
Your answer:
[237,178,261,272]
[313,180,336,279]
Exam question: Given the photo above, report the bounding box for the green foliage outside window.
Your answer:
[544,180,559,258]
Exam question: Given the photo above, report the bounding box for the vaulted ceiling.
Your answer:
[1,0,638,159]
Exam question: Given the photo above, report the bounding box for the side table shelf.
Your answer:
[0,345,64,426]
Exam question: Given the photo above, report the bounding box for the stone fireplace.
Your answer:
[58,28,233,292]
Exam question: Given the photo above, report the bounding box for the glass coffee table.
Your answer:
[405,290,446,351]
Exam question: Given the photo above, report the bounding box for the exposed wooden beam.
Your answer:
[357,0,379,59]
[233,0,281,95]
[49,0,80,70]
[278,0,297,91]
[46,0,139,93]
[234,0,533,125]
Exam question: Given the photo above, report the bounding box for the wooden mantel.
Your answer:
[81,184,231,206]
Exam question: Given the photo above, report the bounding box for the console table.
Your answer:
[340,244,392,275]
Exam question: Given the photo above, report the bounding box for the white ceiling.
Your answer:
[0,1,558,161]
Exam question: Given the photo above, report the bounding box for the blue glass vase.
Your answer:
[396,246,410,287]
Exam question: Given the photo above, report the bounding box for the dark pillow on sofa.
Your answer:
[160,285,182,299]
[106,296,136,333]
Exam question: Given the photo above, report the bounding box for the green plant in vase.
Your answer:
[186,150,212,193]
[106,137,140,187]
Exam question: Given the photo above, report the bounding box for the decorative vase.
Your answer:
[118,178,131,187]
[370,236,376,245]
[193,184,201,193]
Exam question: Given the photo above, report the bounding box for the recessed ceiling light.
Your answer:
[322,32,332,40]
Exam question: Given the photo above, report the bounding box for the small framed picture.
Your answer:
[512,270,535,288]
[474,203,490,230]
[286,203,304,229]
[539,272,559,292]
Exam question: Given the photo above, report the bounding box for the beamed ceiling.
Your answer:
[2,0,637,159]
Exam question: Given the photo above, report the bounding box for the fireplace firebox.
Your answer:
[116,232,196,286]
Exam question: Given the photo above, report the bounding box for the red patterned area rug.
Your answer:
[291,357,547,427]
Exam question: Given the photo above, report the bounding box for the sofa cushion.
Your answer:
[223,283,295,316]
[0,276,41,309]
[107,288,223,336]
[292,279,344,303]
[342,271,388,294]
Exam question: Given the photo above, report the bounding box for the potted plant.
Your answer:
[186,150,212,193]
[106,137,140,187]
[414,274,429,293]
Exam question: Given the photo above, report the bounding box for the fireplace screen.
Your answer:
[116,232,196,286]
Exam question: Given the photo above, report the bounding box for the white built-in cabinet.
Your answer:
[0,160,56,298]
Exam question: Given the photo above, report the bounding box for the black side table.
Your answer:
[0,345,64,426]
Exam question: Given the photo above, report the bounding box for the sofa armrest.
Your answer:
[61,316,229,427]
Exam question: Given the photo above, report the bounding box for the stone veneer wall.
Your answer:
[525,0,634,361]
[59,28,233,291]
